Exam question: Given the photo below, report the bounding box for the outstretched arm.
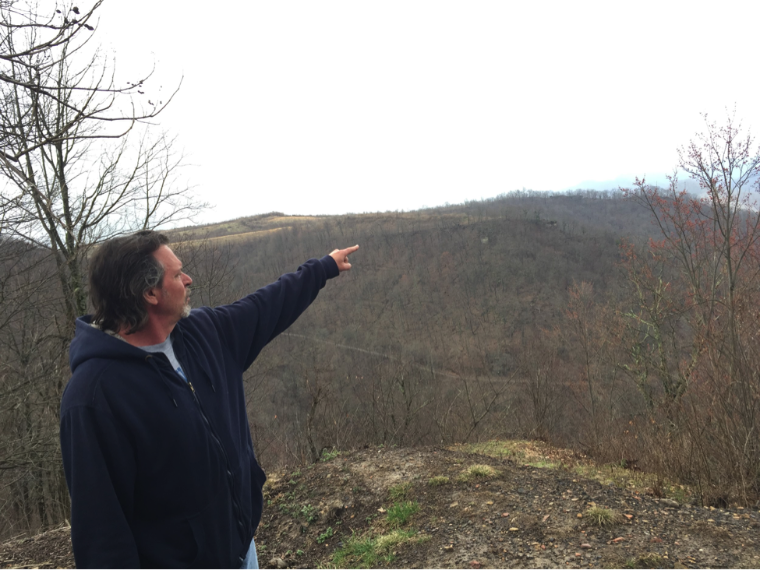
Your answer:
[200,246,360,371]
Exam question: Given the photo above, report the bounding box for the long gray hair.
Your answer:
[89,230,169,334]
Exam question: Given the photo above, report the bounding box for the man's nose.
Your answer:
[183,273,193,286]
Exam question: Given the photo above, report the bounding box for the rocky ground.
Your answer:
[2,441,759,568]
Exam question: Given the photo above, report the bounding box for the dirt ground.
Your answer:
[2,442,759,569]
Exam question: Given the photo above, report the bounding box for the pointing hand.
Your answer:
[329,245,359,272]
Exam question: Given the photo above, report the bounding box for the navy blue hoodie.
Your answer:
[60,255,339,568]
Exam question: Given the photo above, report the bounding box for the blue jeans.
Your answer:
[240,537,258,569]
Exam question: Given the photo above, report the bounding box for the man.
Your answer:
[60,230,358,568]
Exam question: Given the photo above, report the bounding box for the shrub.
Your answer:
[320,448,340,462]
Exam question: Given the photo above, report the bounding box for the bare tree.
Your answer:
[0,1,196,539]
[0,0,174,163]
[0,45,196,327]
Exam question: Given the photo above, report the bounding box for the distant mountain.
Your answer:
[567,174,702,194]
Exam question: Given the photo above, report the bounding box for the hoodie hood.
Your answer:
[70,315,150,373]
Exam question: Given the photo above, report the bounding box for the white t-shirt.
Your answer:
[142,336,187,381]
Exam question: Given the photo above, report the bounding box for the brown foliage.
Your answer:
[620,112,760,504]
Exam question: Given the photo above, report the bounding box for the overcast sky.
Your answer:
[94,1,760,224]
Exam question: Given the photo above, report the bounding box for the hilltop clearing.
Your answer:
[2,441,758,569]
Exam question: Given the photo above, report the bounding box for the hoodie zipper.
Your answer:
[187,379,248,541]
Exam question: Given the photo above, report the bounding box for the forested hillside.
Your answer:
[167,190,654,470]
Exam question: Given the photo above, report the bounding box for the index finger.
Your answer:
[342,245,360,255]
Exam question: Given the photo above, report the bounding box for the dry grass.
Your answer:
[428,476,450,487]
[388,482,412,501]
[172,227,288,246]
[585,507,623,527]
[456,440,694,502]
[330,530,428,568]
[458,464,498,482]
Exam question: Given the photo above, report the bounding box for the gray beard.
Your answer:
[181,303,191,318]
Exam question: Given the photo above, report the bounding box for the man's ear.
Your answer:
[144,287,160,306]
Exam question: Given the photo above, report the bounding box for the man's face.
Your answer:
[152,245,193,323]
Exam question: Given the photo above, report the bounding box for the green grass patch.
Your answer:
[331,530,426,569]
[428,476,450,487]
[386,501,419,527]
[388,482,412,501]
[331,533,393,568]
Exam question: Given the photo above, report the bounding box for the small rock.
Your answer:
[577,513,583,518]
[470,560,482,568]
[509,527,519,531]
[650,537,663,543]
[449,502,459,508]
[661,499,680,508]
[580,543,592,549]
[443,544,454,552]
[269,557,287,569]
[502,512,510,517]
[610,537,625,544]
